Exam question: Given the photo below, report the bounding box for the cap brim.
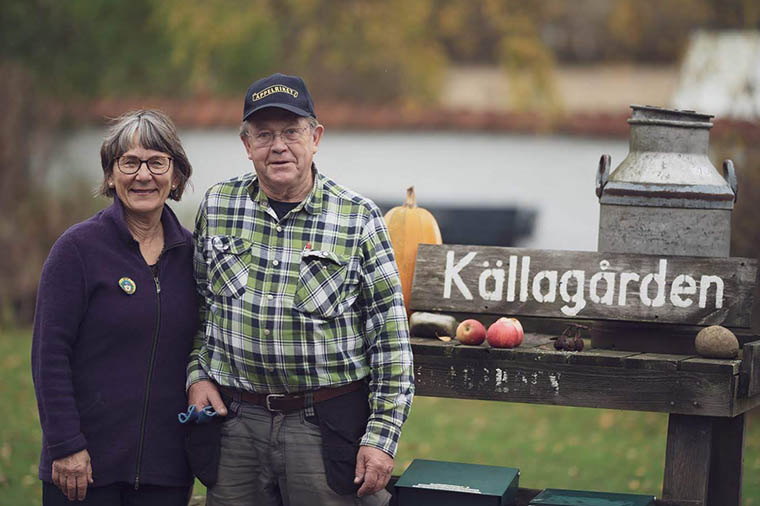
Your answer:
[243,103,315,122]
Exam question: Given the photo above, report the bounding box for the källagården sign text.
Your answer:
[409,245,757,327]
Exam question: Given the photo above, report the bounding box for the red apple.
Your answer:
[506,317,524,339]
[487,317,524,348]
[455,319,487,345]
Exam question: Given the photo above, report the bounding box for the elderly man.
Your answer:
[187,73,414,506]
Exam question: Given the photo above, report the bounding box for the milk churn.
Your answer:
[596,105,737,258]
[593,105,738,352]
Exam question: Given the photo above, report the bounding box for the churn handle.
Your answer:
[722,159,738,202]
[596,154,611,198]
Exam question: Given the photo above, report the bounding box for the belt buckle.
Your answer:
[265,393,286,412]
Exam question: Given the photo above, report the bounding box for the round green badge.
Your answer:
[118,277,136,295]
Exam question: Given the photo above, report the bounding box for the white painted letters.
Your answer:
[520,256,531,302]
[506,255,518,302]
[699,275,724,309]
[589,260,616,305]
[532,270,558,303]
[437,250,733,319]
[639,259,667,307]
[670,274,696,308]
[618,272,641,306]
[479,268,505,301]
[444,251,476,300]
[559,270,587,316]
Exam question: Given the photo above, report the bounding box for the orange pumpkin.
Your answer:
[383,186,442,317]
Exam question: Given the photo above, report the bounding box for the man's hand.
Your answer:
[188,379,228,416]
[354,445,393,497]
[52,449,93,501]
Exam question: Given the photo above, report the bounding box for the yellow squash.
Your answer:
[383,186,442,317]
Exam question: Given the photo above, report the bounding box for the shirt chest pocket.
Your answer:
[293,250,358,319]
[207,236,252,298]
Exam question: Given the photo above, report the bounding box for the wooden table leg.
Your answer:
[662,414,713,506]
[707,414,745,506]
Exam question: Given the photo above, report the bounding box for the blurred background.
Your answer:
[2,0,760,503]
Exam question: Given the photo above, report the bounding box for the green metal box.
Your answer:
[394,459,519,506]
[529,488,656,505]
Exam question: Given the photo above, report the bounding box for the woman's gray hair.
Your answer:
[99,110,192,200]
[239,115,319,139]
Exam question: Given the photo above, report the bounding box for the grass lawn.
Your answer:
[3,327,760,504]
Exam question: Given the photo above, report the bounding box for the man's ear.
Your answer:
[241,134,254,160]
[311,124,324,154]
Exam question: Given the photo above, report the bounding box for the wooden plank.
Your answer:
[409,337,459,357]
[567,348,640,367]
[733,394,760,415]
[662,414,712,506]
[520,332,555,348]
[681,357,741,375]
[410,244,757,327]
[411,339,624,366]
[409,333,555,357]
[590,321,699,354]
[736,331,760,347]
[730,373,760,415]
[591,332,698,355]
[411,350,736,416]
[513,315,596,337]
[739,340,760,397]
[510,346,571,364]
[707,414,745,506]
[624,353,695,371]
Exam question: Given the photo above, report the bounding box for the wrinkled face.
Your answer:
[241,108,323,200]
[108,144,178,218]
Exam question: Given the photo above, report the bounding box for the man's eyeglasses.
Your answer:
[250,126,310,148]
[117,155,173,175]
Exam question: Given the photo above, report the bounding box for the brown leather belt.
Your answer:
[221,381,364,413]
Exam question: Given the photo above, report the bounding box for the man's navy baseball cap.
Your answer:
[242,73,316,121]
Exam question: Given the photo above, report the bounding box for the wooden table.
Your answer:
[405,334,760,506]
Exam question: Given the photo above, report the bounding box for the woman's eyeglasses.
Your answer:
[116,155,173,175]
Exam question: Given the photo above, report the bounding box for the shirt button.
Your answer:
[272,260,279,266]
[268,367,275,372]
[276,226,283,233]
[264,329,271,336]
[267,294,274,300]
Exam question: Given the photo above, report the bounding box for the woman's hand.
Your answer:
[52,449,93,501]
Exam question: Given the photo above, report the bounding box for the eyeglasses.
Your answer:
[250,126,310,148]
[117,155,173,175]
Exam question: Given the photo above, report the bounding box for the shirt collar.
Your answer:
[246,164,323,216]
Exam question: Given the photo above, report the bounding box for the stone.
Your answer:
[409,312,458,339]
[694,325,739,359]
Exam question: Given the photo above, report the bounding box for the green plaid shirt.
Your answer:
[188,168,414,456]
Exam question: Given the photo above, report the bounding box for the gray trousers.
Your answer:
[206,402,391,506]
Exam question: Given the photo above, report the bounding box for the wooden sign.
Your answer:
[410,244,758,327]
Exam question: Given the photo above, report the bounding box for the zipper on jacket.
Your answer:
[134,273,162,490]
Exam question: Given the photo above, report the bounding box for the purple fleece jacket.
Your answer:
[31,198,197,488]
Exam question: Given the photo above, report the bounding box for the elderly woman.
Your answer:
[32,110,197,505]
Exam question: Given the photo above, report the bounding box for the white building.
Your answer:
[671,30,760,120]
